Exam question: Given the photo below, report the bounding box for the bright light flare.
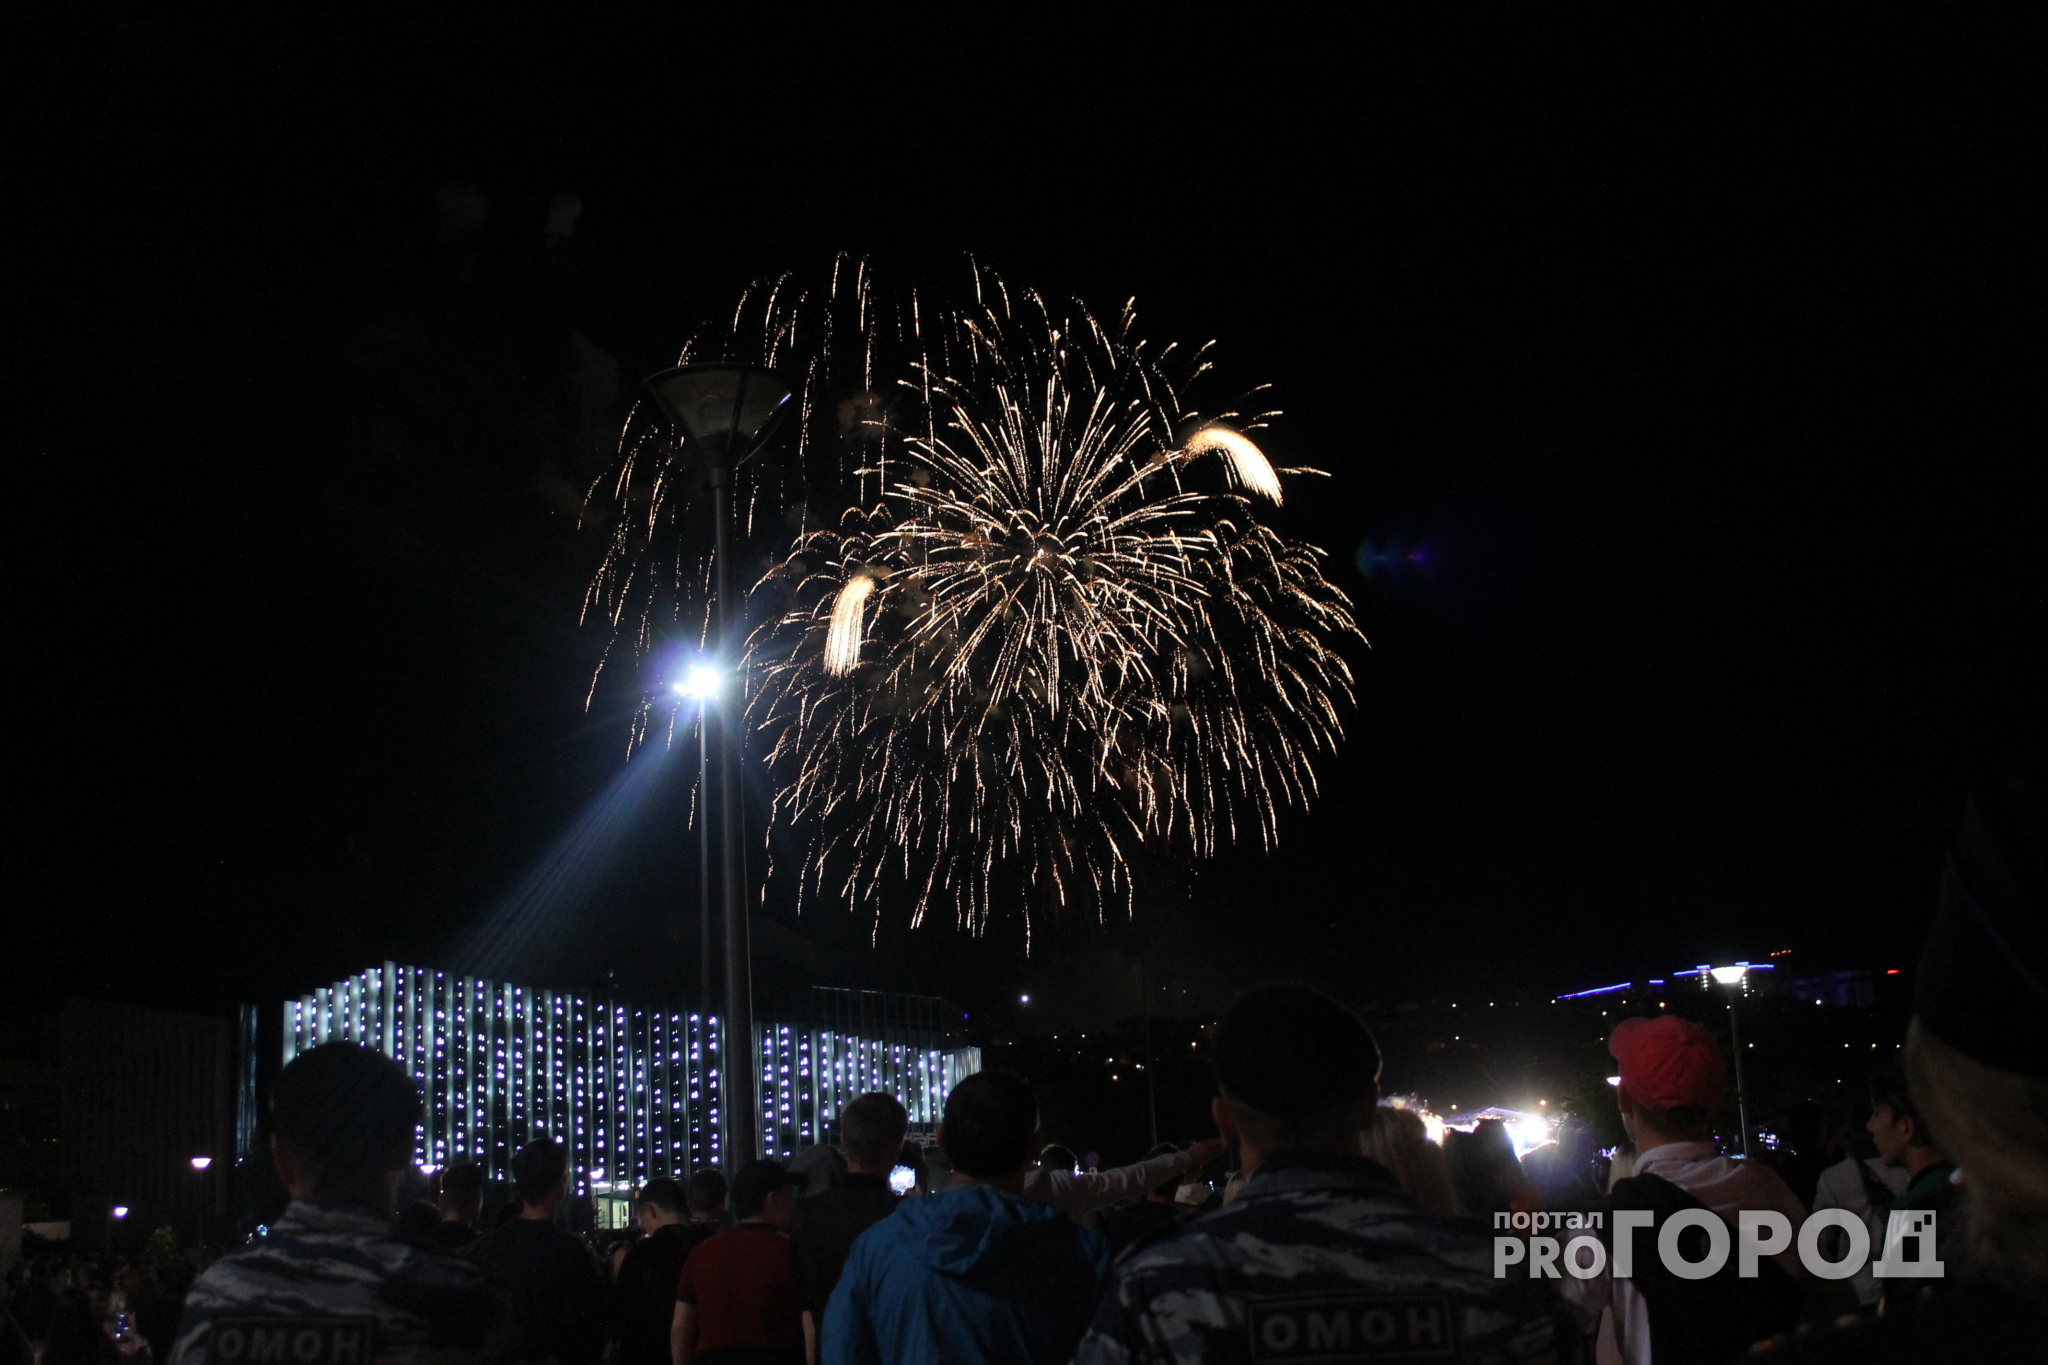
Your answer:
[1507,1115,1556,1157]
[1709,965,1749,985]
[672,663,723,702]
[111,1205,130,1219]
[1182,425,1283,504]
[189,1156,212,1171]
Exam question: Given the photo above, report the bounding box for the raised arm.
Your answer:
[1041,1138,1225,1213]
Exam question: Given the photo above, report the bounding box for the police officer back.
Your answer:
[170,1042,508,1365]
[1074,984,1561,1365]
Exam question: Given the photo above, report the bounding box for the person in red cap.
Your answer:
[1562,1014,1811,1365]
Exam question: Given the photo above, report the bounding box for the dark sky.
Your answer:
[16,9,2045,1025]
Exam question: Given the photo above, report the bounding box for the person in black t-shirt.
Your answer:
[610,1177,722,1365]
[790,1094,907,1360]
[467,1139,607,1365]
[429,1162,486,1252]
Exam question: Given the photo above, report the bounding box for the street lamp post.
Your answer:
[1709,965,1754,1159]
[671,666,718,1167]
[698,692,712,1061]
[644,364,793,1170]
[190,1156,213,1246]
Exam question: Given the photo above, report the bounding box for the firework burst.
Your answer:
[741,272,1364,943]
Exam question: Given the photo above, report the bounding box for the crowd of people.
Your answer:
[5,772,2042,1363]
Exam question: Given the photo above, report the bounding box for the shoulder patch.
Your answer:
[207,1317,377,1365]
[1245,1293,1456,1361]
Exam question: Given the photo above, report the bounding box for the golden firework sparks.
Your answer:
[824,574,875,675]
[583,261,1363,943]
[1181,424,1283,504]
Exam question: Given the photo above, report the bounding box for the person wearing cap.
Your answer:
[821,1070,1109,1365]
[1767,766,2048,1361]
[670,1160,805,1365]
[1564,1013,1809,1364]
[167,1042,509,1365]
[1074,983,1561,1365]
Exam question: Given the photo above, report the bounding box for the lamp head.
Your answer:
[643,364,793,471]
[189,1156,212,1171]
[1709,965,1749,986]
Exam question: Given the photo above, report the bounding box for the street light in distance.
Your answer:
[1706,963,1754,1158]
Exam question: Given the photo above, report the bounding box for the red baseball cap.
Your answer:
[1609,1015,1726,1111]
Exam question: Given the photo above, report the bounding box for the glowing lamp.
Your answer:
[1605,1076,1622,1087]
[673,663,723,701]
[643,365,793,471]
[111,1205,130,1219]
[1709,965,1749,986]
[1019,994,1031,1004]
[189,1156,212,1171]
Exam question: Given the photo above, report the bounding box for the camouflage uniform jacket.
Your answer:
[170,1199,508,1365]
[1073,1154,1561,1365]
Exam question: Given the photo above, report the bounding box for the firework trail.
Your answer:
[583,261,1363,943]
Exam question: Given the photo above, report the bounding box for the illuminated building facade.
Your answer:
[283,963,978,1192]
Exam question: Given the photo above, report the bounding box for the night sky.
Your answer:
[16,11,2045,1029]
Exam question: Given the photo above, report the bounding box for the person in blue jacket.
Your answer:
[821,1069,1109,1365]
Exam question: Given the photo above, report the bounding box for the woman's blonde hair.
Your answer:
[1907,1018,2048,1290]
[1361,1105,1461,1216]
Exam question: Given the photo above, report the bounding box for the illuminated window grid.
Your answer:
[285,965,975,1184]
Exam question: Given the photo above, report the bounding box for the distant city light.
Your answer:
[1554,982,1631,1001]
[189,1156,212,1171]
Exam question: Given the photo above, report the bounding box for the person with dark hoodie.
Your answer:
[819,1070,1109,1365]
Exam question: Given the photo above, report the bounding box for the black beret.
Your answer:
[1915,767,2048,1080]
[1214,983,1381,1118]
